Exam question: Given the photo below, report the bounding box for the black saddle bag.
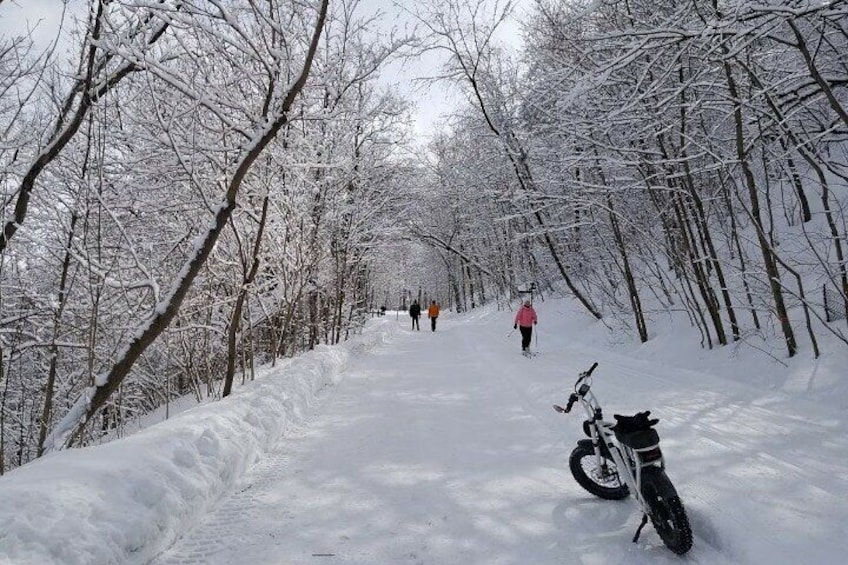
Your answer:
[613,411,660,449]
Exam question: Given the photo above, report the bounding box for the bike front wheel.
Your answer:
[641,468,693,554]
[568,443,630,500]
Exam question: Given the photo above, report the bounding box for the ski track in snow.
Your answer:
[148,310,847,565]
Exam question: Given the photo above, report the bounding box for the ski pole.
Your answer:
[507,328,515,338]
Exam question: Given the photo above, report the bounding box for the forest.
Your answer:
[1,0,847,473]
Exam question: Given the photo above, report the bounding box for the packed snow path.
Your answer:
[151,309,848,565]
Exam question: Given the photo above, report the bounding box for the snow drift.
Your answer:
[0,322,390,565]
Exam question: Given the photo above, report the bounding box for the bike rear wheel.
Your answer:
[641,469,693,554]
[568,443,630,500]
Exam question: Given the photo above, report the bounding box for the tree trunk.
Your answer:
[224,195,269,397]
[607,197,648,342]
[37,214,78,455]
[722,60,796,356]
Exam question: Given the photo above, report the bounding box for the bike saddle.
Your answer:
[612,410,659,432]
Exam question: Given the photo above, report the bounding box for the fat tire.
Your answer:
[641,469,693,555]
[568,443,630,500]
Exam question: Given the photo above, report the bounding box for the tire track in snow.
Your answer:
[150,365,347,565]
[152,445,294,565]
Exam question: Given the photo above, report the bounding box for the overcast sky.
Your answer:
[0,0,527,141]
[0,0,78,48]
[359,0,527,140]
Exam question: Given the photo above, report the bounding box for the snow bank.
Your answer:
[0,321,391,565]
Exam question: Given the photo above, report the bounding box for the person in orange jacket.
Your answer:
[427,300,440,332]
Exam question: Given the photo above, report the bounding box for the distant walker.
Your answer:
[428,301,440,332]
[409,300,421,331]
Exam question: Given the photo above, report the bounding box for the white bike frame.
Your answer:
[572,376,663,516]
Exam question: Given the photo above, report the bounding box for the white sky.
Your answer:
[362,0,528,140]
[0,0,79,47]
[0,0,528,142]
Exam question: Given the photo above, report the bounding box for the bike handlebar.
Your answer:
[554,363,600,415]
[575,362,599,385]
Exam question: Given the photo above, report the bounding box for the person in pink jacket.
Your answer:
[513,299,538,354]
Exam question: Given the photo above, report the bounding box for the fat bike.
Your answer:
[553,362,693,555]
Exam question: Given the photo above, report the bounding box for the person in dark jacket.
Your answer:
[409,300,421,330]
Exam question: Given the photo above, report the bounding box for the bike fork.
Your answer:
[633,514,649,542]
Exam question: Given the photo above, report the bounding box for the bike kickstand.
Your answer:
[632,513,649,543]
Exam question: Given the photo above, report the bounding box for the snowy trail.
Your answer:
[150,309,848,565]
[153,320,580,564]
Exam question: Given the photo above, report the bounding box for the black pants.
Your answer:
[519,326,533,349]
[430,316,437,331]
[411,316,419,330]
